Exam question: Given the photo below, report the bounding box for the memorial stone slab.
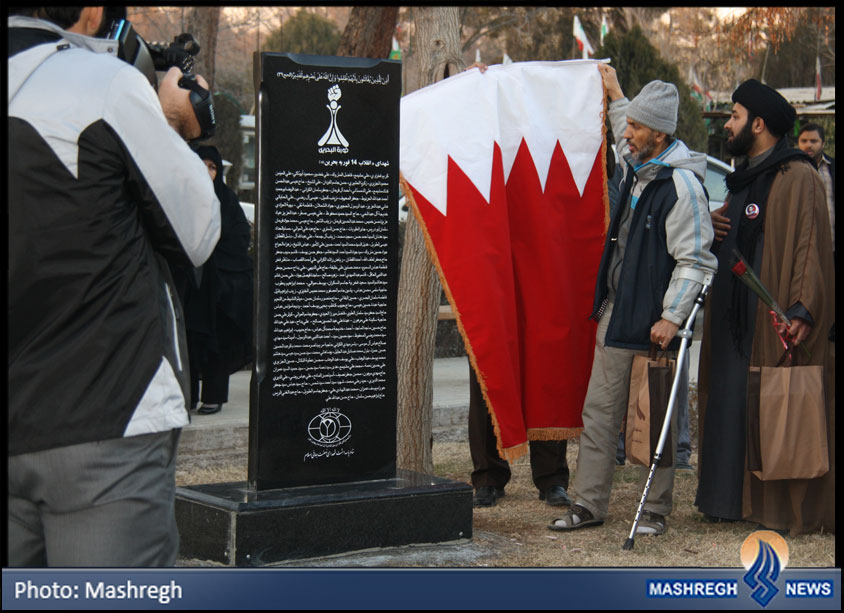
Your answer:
[176,53,472,566]
[249,53,400,490]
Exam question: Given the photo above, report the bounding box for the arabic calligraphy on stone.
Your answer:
[272,168,391,401]
[304,447,356,462]
[276,70,391,86]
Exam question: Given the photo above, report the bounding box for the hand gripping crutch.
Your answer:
[622,281,711,550]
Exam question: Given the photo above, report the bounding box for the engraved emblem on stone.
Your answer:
[318,84,349,147]
[307,409,352,447]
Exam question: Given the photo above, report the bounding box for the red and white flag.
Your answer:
[689,65,714,106]
[573,16,595,59]
[400,61,608,459]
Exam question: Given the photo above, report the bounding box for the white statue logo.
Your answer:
[318,84,349,147]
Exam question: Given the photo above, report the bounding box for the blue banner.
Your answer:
[3,568,840,610]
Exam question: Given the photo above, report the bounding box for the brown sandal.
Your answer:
[548,504,604,531]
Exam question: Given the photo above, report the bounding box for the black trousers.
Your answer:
[187,333,230,407]
[468,363,569,491]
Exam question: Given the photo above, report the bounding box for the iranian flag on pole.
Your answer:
[573,15,595,59]
[689,65,713,107]
[400,61,608,459]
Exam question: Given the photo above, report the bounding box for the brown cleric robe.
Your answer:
[697,149,835,536]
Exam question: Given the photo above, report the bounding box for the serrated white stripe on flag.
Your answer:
[496,62,603,194]
[400,60,604,215]
[400,67,497,215]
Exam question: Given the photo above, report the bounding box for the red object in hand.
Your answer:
[769,310,790,351]
[732,259,747,276]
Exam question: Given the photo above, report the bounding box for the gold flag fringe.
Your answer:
[600,75,611,232]
[527,427,583,441]
[499,441,529,463]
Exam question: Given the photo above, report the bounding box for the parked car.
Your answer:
[704,154,733,211]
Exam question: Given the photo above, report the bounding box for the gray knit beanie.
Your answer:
[626,80,679,135]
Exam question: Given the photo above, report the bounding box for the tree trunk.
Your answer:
[396,7,465,475]
[336,6,398,58]
[184,7,220,91]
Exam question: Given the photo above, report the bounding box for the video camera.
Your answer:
[106,19,215,141]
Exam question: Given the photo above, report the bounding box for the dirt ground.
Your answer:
[432,439,835,568]
[176,434,835,568]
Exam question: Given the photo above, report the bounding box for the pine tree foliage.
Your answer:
[262,10,340,56]
[597,27,707,152]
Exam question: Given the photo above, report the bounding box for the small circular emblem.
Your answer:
[745,203,760,219]
[307,410,352,448]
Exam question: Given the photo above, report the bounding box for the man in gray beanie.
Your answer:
[548,66,716,535]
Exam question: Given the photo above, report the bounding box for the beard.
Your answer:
[631,131,658,163]
[726,120,755,157]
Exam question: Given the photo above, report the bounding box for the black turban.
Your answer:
[732,79,796,137]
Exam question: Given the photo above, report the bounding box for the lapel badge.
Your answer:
[745,203,760,219]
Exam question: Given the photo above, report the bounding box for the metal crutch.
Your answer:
[622,281,711,550]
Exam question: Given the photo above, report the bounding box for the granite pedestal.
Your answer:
[176,470,472,566]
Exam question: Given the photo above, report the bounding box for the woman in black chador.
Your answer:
[178,145,253,414]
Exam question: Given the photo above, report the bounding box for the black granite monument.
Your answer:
[250,53,401,490]
[176,53,472,566]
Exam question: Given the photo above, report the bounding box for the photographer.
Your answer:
[8,7,220,567]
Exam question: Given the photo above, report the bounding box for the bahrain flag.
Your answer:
[400,60,608,460]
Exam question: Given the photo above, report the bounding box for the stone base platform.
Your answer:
[175,469,473,566]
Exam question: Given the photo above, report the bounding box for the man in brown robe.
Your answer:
[696,79,835,535]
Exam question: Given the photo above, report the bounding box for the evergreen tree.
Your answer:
[262,10,341,56]
[597,27,707,152]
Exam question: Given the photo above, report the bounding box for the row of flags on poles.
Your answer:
[399,15,826,107]
[572,16,825,104]
[465,14,610,64]
[573,14,609,59]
